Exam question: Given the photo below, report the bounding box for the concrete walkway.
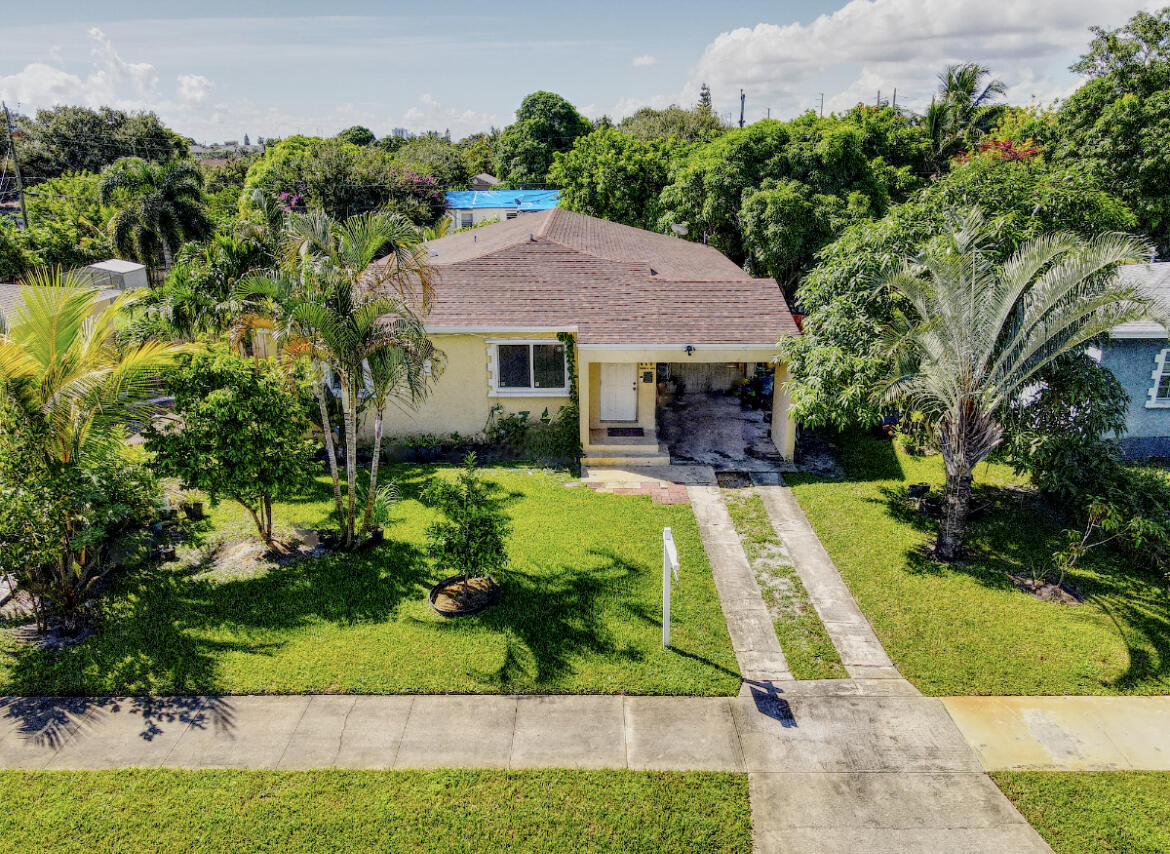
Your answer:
[0,687,973,773]
[687,484,794,684]
[753,480,903,681]
[0,687,1053,851]
[943,695,1170,771]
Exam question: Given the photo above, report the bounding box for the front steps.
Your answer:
[583,427,670,466]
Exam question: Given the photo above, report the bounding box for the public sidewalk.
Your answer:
[943,695,1170,771]
[0,686,974,773]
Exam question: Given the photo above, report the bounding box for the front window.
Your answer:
[460,212,474,228]
[1151,348,1170,407]
[492,341,567,394]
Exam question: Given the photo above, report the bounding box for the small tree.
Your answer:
[423,454,510,581]
[878,208,1153,560]
[145,348,317,547]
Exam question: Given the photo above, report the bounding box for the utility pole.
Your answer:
[1,101,28,230]
[876,90,881,107]
[819,93,824,117]
[892,89,897,111]
[739,89,745,128]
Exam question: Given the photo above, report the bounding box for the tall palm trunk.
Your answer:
[361,407,385,535]
[161,240,173,271]
[313,375,346,533]
[340,380,359,547]
[937,467,973,560]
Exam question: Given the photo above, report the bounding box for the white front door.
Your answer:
[600,363,638,422]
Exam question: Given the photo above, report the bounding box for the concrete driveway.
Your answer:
[658,392,783,472]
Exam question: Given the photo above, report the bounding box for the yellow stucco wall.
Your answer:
[578,345,796,460]
[363,332,571,441]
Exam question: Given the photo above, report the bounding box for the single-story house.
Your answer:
[470,173,501,191]
[445,189,560,230]
[373,208,799,465]
[1097,262,1170,458]
[78,258,149,290]
[0,281,123,326]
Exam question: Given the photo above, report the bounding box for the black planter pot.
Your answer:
[428,574,500,617]
[181,501,205,521]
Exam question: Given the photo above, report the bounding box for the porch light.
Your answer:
[685,345,695,357]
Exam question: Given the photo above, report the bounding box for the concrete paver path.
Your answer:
[753,480,902,680]
[943,695,1170,771]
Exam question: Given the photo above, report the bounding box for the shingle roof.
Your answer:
[408,209,798,346]
[1113,262,1170,338]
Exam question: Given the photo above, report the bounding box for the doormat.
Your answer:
[607,427,644,438]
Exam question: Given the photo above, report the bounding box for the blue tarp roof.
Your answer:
[445,190,560,211]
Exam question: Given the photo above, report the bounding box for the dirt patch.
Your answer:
[189,532,330,582]
[715,471,754,489]
[793,430,845,479]
[429,575,500,616]
[1009,573,1084,605]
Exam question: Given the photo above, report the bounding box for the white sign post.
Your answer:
[662,527,680,648]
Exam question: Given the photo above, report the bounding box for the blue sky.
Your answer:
[0,0,1156,142]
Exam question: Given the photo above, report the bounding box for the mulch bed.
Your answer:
[429,576,500,616]
[1009,573,1084,605]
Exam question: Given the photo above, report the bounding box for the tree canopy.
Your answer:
[780,154,1138,429]
[242,136,444,223]
[657,110,927,284]
[5,105,188,180]
[1056,7,1170,254]
[549,128,691,230]
[493,91,591,186]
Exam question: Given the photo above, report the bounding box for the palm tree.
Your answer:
[0,269,191,467]
[99,157,213,271]
[879,209,1155,560]
[0,269,190,628]
[924,63,1006,172]
[234,209,437,548]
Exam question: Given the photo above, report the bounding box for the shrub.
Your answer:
[0,428,162,633]
[145,348,318,547]
[422,454,510,581]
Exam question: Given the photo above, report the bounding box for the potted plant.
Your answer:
[423,453,510,616]
[413,433,443,463]
[362,483,400,547]
[179,490,205,521]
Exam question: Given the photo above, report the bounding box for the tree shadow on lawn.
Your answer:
[874,482,1170,692]
[0,537,432,703]
[423,548,647,691]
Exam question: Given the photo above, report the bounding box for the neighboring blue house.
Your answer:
[1097,262,1170,458]
[444,189,560,229]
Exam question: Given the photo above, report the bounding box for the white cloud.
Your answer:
[400,93,500,138]
[176,74,212,106]
[632,55,657,67]
[687,0,1159,118]
[0,29,500,143]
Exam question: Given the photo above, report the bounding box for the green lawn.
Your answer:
[786,435,1170,696]
[0,465,740,696]
[0,769,751,853]
[722,488,846,680]
[994,771,1170,854]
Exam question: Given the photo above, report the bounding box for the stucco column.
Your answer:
[771,361,797,460]
[577,351,591,450]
